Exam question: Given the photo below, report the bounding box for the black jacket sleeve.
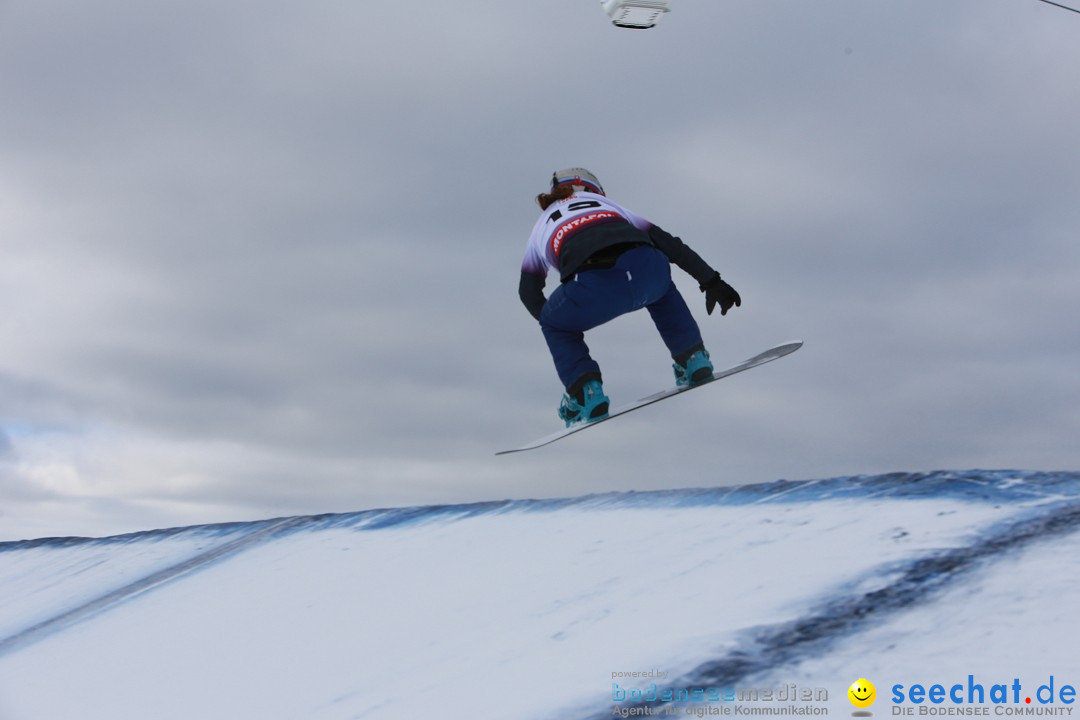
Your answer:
[647,224,717,287]
[519,271,547,321]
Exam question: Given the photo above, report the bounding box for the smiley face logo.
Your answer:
[848,678,876,709]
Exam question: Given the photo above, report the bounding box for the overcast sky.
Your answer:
[2,0,1078,540]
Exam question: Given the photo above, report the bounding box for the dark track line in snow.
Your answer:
[593,500,1080,720]
[0,516,307,658]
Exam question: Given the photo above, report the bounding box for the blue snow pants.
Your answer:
[539,245,703,391]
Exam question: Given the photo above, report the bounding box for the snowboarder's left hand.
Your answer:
[702,273,741,316]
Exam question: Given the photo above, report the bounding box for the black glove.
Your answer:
[701,273,741,316]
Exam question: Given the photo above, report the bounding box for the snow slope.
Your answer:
[1,470,1078,720]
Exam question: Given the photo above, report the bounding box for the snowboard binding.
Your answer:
[674,348,714,388]
[558,379,610,428]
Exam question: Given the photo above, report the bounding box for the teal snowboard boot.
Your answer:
[558,379,610,428]
[673,348,714,388]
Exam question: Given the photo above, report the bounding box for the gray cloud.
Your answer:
[1,0,1078,539]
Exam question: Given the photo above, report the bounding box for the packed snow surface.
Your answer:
[1,470,1078,720]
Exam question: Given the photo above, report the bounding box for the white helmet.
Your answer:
[550,168,605,196]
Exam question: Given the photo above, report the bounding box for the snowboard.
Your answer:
[496,340,802,456]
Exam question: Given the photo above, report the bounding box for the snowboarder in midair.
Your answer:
[519,168,742,427]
